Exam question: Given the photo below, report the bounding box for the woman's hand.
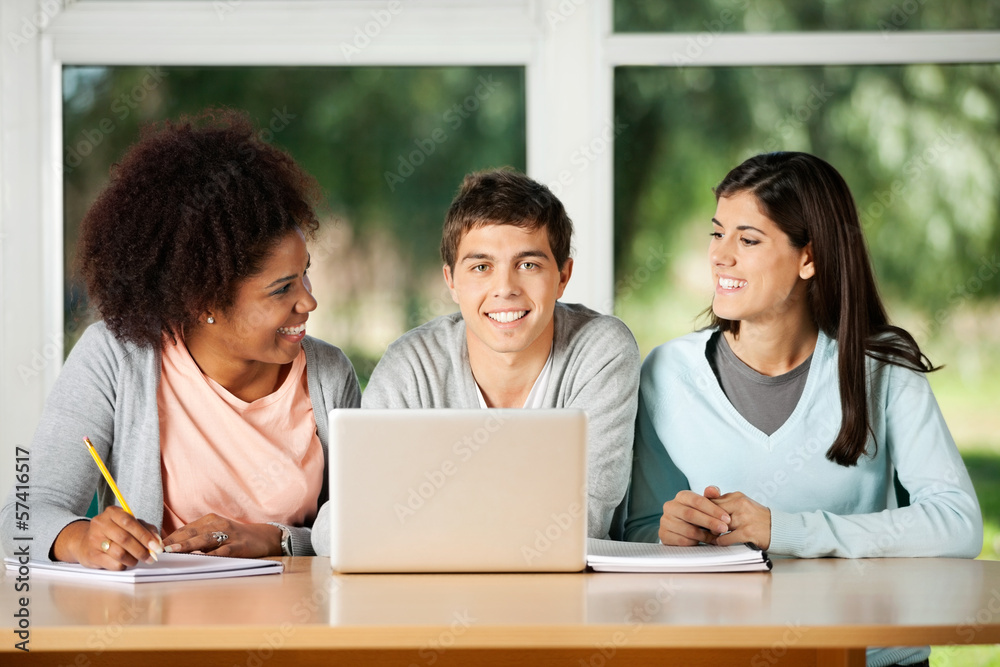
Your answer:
[658,486,732,546]
[162,514,282,558]
[707,489,772,550]
[53,506,163,570]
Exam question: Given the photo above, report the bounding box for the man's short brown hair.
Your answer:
[440,168,574,270]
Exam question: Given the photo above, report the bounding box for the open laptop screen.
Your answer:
[327,409,588,573]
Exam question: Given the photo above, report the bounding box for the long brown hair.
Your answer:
[710,152,936,466]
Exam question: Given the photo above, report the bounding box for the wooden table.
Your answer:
[3,556,999,666]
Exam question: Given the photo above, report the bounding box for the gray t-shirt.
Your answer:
[707,331,812,436]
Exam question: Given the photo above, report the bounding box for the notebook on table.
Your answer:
[327,408,588,573]
[586,538,772,573]
[5,552,283,583]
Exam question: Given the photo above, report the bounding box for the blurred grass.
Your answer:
[927,343,1000,564]
[932,646,1000,667]
[960,449,1000,561]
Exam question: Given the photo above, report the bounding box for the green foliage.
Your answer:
[614,64,1000,330]
[62,65,526,343]
[615,0,1000,32]
[962,449,1000,560]
[932,645,1000,667]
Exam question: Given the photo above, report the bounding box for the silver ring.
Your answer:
[211,531,229,546]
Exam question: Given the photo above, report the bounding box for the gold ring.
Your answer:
[101,539,111,552]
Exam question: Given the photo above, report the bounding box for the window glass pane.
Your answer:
[614,64,1000,510]
[63,66,526,384]
[615,1,1000,32]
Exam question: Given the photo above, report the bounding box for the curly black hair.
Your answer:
[76,108,321,349]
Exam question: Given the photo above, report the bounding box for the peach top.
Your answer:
[158,338,324,535]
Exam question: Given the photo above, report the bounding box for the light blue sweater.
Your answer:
[625,329,983,667]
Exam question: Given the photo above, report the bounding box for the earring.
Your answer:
[206,316,215,324]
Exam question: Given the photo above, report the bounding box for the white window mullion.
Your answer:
[42,34,63,387]
[528,0,614,312]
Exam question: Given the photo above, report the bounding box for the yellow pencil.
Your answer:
[83,437,158,561]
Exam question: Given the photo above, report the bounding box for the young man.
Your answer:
[356,168,640,540]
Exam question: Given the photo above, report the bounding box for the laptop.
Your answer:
[327,409,588,573]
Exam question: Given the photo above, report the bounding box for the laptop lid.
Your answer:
[327,409,588,573]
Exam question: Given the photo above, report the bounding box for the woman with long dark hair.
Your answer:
[624,152,981,667]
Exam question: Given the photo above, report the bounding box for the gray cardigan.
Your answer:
[310,302,640,551]
[0,321,360,560]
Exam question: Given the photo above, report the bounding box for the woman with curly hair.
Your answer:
[0,109,360,569]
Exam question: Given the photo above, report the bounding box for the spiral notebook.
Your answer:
[586,538,772,573]
[5,552,283,583]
